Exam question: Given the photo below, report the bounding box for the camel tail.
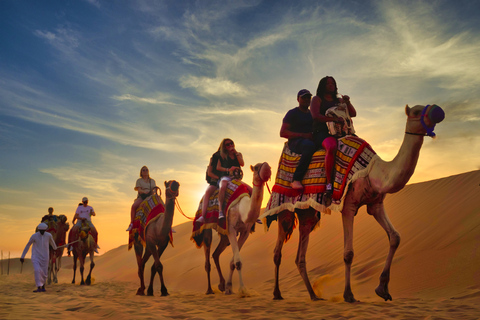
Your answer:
[191,231,204,248]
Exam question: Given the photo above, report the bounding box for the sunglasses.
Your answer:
[142,169,149,171]
[225,142,234,147]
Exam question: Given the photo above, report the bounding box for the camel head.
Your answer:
[405,104,445,137]
[58,214,68,224]
[164,180,180,200]
[250,162,272,185]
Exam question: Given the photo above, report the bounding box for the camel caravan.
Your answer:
[23,83,445,303]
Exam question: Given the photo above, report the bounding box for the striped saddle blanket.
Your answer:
[191,179,250,243]
[128,194,171,250]
[263,136,376,218]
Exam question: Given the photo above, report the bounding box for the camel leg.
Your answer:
[342,203,357,302]
[85,251,95,285]
[212,234,229,292]
[135,243,150,296]
[233,228,253,295]
[147,241,169,296]
[273,210,295,300]
[47,255,53,285]
[368,203,400,301]
[203,230,214,294]
[71,253,77,284]
[295,208,321,301]
[225,222,242,295]
[79,254,86,285]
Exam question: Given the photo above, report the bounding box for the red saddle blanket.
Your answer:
[128,194,172,250]
[264,136,376,217]
[191,179,250,242]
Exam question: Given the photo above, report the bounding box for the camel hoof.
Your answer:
[206,289,214,295]
[147,289,154,296]
[375,287,392,301]
[218,283,225,292]
[311,296,324,301]
[344,293,358,303]
[136,289,145,296]
[273,295,284,300]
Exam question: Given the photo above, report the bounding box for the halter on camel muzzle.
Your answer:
[408,104,445,137]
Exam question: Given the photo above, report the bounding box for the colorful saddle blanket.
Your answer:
[128,194,172,250]
[263,136,376,219]
[191,179,250,243]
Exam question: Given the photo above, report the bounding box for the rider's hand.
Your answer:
[20,258,24,263]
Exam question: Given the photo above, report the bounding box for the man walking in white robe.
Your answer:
[20,222,57,292]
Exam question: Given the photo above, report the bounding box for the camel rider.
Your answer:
[280,89,315,190]
[20,222,57,292]
[69,197,99,254]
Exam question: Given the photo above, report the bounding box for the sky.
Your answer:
[1,0,479,257]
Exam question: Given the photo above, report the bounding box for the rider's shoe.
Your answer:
[218,211,225,219]
[126,223,133,232]
[196,216,205,224]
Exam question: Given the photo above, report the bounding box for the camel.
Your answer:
[46,215,70,284]
[70,220,96,285]
[264,104,445,302]
[135,180,179,296]
[194,162,272,295]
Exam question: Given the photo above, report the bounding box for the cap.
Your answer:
[297,89,312,97]
[38,223,48,231]
[82,197,88,202]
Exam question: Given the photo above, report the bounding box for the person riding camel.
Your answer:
[68,197,99,254]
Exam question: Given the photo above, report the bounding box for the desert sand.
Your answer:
[1,170,479,319]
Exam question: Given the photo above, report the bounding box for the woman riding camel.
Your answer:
[310,76,356,197]
[197,141,225,224]
[216,138,244,219]
[126,166,158,231]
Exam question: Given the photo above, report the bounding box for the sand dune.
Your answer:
[1,170,479,319]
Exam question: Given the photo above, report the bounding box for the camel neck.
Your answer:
[373,132,424,194]
[161,197,175,233]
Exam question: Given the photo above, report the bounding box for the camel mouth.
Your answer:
[422,105,444,137]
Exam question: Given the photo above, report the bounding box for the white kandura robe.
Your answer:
[21,231,57,287]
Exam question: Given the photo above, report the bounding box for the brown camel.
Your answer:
[194,162,271,295]
[135,180,179,296]
[262,104,445,302]
[46,215,70,284]
[70,220,96,285]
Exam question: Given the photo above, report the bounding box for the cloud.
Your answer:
[179,75,248,96]
[112,93,181,106]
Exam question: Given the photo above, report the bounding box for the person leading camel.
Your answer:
[126,166,158,231]
[310,76,356,197]
[197,143,224,224]
[280,89,315,190]
[216,138,244,219]
[20,222,57,292]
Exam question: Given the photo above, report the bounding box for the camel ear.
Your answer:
[405,104,410,116]
[250,165,254,172]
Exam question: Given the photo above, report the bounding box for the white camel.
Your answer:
[193,162,272,295]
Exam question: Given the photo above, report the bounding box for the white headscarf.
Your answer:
[37,223,48,231]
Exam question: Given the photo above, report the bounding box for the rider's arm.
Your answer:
[234,150,244,167]
[343,95,357,118]
[207,162,220,180]
[280,122,312,140]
